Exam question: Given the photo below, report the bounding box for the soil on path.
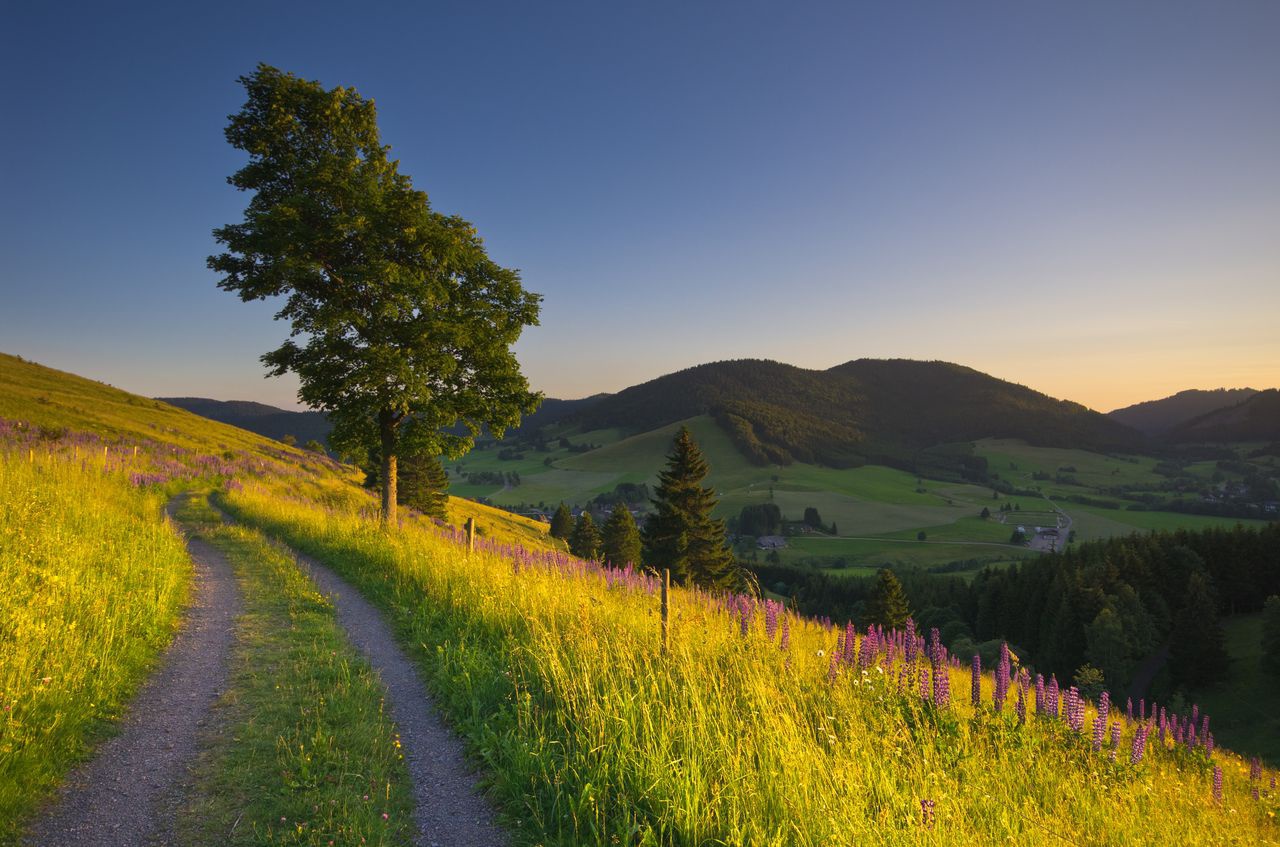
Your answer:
[24,496,242,847]
[286,544,509,847]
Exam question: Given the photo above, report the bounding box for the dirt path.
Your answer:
[286,544,508,847]
[24,496,242,847]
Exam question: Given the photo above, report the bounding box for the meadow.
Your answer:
[219,471,1277,845]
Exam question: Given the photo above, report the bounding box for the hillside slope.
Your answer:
[159,396,333,447]
[566,358,1142,467]
[1168,389,1280,443]
[1108,388,1259,435]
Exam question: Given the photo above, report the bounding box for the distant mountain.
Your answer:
[158,397,333,447]
[160,393,607,448]
[1107,388,1258,435]
[1166,389,1280,443]
[564,358,1142,468]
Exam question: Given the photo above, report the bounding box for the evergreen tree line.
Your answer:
[752,522,1280,695]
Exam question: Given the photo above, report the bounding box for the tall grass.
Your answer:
[0,452,190,839]
[223,479,1278,846]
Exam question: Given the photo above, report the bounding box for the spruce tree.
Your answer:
[361,448,448,520]
[601,504,643,567]
[642,426,737,589]
[549,502,573,539]
[1169,570,1229,687]
[569,512,602,561]
[869,568,910,629]
[1263,596,1280,676]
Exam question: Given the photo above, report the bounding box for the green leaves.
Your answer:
[211,65,541,525]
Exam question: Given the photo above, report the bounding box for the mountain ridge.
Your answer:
[1107,387,1259,435]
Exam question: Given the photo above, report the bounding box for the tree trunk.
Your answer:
[379,411,398,528]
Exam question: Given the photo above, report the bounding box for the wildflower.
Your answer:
[1251,757,1262,783]
[994,642,1011,712]
[1109,722,1121,761]
[920,798,935,829]
[1034,674,1045,716]
[1213,766,1223,804]
[780,617,790,651]
[971,654,982,708]
[1015,683,1026,725]
[929,628,949,707]
[1130,722,1149,765]
[1092,692,1110,752]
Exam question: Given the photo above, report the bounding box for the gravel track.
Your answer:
[287,544,509,847]
[23,496,242,847]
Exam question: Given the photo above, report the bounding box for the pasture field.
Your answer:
[219,472,1278,845]
[770,535,1035,574]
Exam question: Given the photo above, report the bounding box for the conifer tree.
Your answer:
[1263,596,1280,676]
[569,512,602,561]
[549,502,573,540]
[869,568,910,629]
[361,448,448,520]
[642,427,737,589]
[1169,570,1229,687]
[602,504,642,567]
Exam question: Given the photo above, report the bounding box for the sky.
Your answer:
[2,1,1277,413]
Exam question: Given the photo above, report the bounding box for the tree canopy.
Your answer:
[210,64,540,526]
[569,512,602,561]
[642,427,737,590]
[549,503,574,540]
[601,504,642,567]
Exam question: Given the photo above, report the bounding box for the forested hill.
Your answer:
[1107,387,1258,435]
[565,358,1143,467]
[159,397,333,447]
[1166,388,1280,443]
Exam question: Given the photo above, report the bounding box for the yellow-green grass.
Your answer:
[221,476,1277,845]
[171,495,414,846]
[974,438,1164,489]
[1185,613,1280,768]
[0,452,191,840]
[1069,505,1271,535]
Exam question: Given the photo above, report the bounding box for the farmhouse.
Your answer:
[757,535,787,550]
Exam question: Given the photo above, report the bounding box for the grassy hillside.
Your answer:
[220,470,1279,845]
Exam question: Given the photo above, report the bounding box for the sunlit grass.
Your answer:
[172,495,414,846]
[223,477,1279,846]
[0,452,190,839]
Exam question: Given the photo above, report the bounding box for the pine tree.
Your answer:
[1169,570,1229,687]
[869,568,910,629]
[602,504,642,567]
[642,427,737,589]
[361,448,448,520]
[549,502,573,540]
[569,512,602,561]
[397,452,449,520]
[1263,596,1280,676]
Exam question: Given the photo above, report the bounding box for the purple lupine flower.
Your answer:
[1200,714,1210,744]
[843,622,858,665]
[971,655,982,708]
[1034,674,1045,715]
[1205,733,1214,760]
[1251,757,1262,783]
[1130,722,1149,765]
[920,798,935,830]
[1109,722,1122,761]
[764,600,780,641]
[1092,692,1110,751]
[929,629,950,707]
[1046,675,1060,720]
[994,642,1011,713]
[859,627,877,670]
[1212,766,1223,803]
[1138,698,1146,722]
[919,665,930,700]
[904,619,919,665]
[1015,682,1026,725]
[780,617,790,651]
[1065,687,1085,733]
[1125,697,1133,723]
[827,648,839,683]
[1191,703,1199,725]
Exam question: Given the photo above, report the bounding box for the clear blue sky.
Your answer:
[2,1,1277,412]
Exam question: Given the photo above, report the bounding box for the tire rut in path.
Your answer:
[284,542,509,847]
[24,496,242,847]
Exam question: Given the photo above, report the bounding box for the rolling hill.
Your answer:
[1107,387,1259,435]
[1167,389,1280,443]
[159,396,333,447]
[563,358,1143,467]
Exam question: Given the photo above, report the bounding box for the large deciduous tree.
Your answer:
[642,427,737,590]
[210,64,540,526]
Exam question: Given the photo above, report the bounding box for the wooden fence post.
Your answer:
[661,568,670,653]
[466,517,476,554]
